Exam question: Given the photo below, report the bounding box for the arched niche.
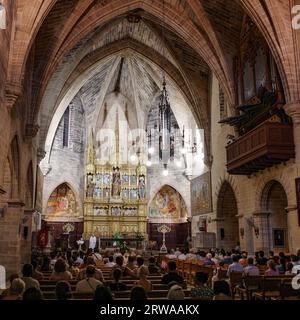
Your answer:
[148,185,188,223]
[45,183,80,222]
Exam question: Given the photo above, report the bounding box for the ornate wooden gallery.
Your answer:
[83,121,147,243]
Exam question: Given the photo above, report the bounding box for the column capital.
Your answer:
[5,82,23,111]
[284,102,300,124]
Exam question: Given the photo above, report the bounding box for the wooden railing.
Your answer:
[226,122,295,175]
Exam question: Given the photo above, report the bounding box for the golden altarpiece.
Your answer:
[83,120,148,242]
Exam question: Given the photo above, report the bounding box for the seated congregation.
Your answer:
[1,247,300,301]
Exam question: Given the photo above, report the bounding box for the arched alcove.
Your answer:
[261,180,289,252]
[216,181,239,251]
[147,185,190,250]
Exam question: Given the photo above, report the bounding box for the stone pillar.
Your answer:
[284,103,300,165]
[285,205,299,254]
[20,209,35,265]
[253,211,271,254]
[0,200,24,276]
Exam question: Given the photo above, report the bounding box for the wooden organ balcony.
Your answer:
[226,121,295,175]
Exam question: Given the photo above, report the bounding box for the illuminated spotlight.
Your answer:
[175,160,182,168]
[146,160,152,167]
[130,154,137,162]
[162,169,169,176]
[148,147,155,154]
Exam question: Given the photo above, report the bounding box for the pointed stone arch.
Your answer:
[216,180,239,251]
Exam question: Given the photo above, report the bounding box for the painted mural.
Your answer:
[46,183,79,221]
[149,185,187,219]
[191,172,212,216]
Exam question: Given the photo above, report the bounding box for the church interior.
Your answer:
[1,0,300,302]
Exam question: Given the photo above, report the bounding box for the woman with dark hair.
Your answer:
[109,268,128,291]
[50,259,73,281]
[213,281,232,300]
[265,260,279,276]
[94,285,114,301]
[130,286,148,301]
[23,287,44,300]
[55,281,72,300]
[191,272,214,300]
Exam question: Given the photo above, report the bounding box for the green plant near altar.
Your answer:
[112,233,123,247]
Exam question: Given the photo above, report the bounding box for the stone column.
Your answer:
[253,211,271,254]
[284,103,300,165]
[285,205,298,254]
[20,209,35,265]
[0,200,25,276]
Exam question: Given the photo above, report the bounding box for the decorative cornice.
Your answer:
[5,82,23,111]
[284,102,300,124]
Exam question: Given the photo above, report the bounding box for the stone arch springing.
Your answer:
[3,157,12,201]
[25,161,34,209]
[10,136,20,199]
[216,181,239,251]
[260,180,289,252]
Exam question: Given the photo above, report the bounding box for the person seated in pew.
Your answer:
[76,265,103,293]
[167,284,185,300]
[126,255,137,270]
[213,280,232,300]
[1,278,25,300]
[94,284,114,301]
[191,272,214,300]
[55,280,72,300]
[265,260,280,276]
[133,256,145,276]
[22,264,40,290]
[130,285,148,301]
[161,261,184,285]
[227,254,244,277]
[243,257,260,276]
[92,248,103,267]
[112,256,137,278]
[50,259,73,281]
[148,256,160,274]
[31,260,44,281]
[203,253,215,266]
[23,287,44,300]
[134,265,152,293]
[285,262,294,275]
[178,251,187,261]
[212,261,227,285]
[174,248,182,258]
[0,273,19,298]
[77,256,104,283]
[105,256,116,268]
[67,259,80,277]
[109,268,128,291]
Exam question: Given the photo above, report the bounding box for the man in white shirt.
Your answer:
[243,257,260,276]
[174,248,182,257]
[76,265,102,293]
[227,254,244,277]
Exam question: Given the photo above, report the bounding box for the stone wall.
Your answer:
[196,74,300,254]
